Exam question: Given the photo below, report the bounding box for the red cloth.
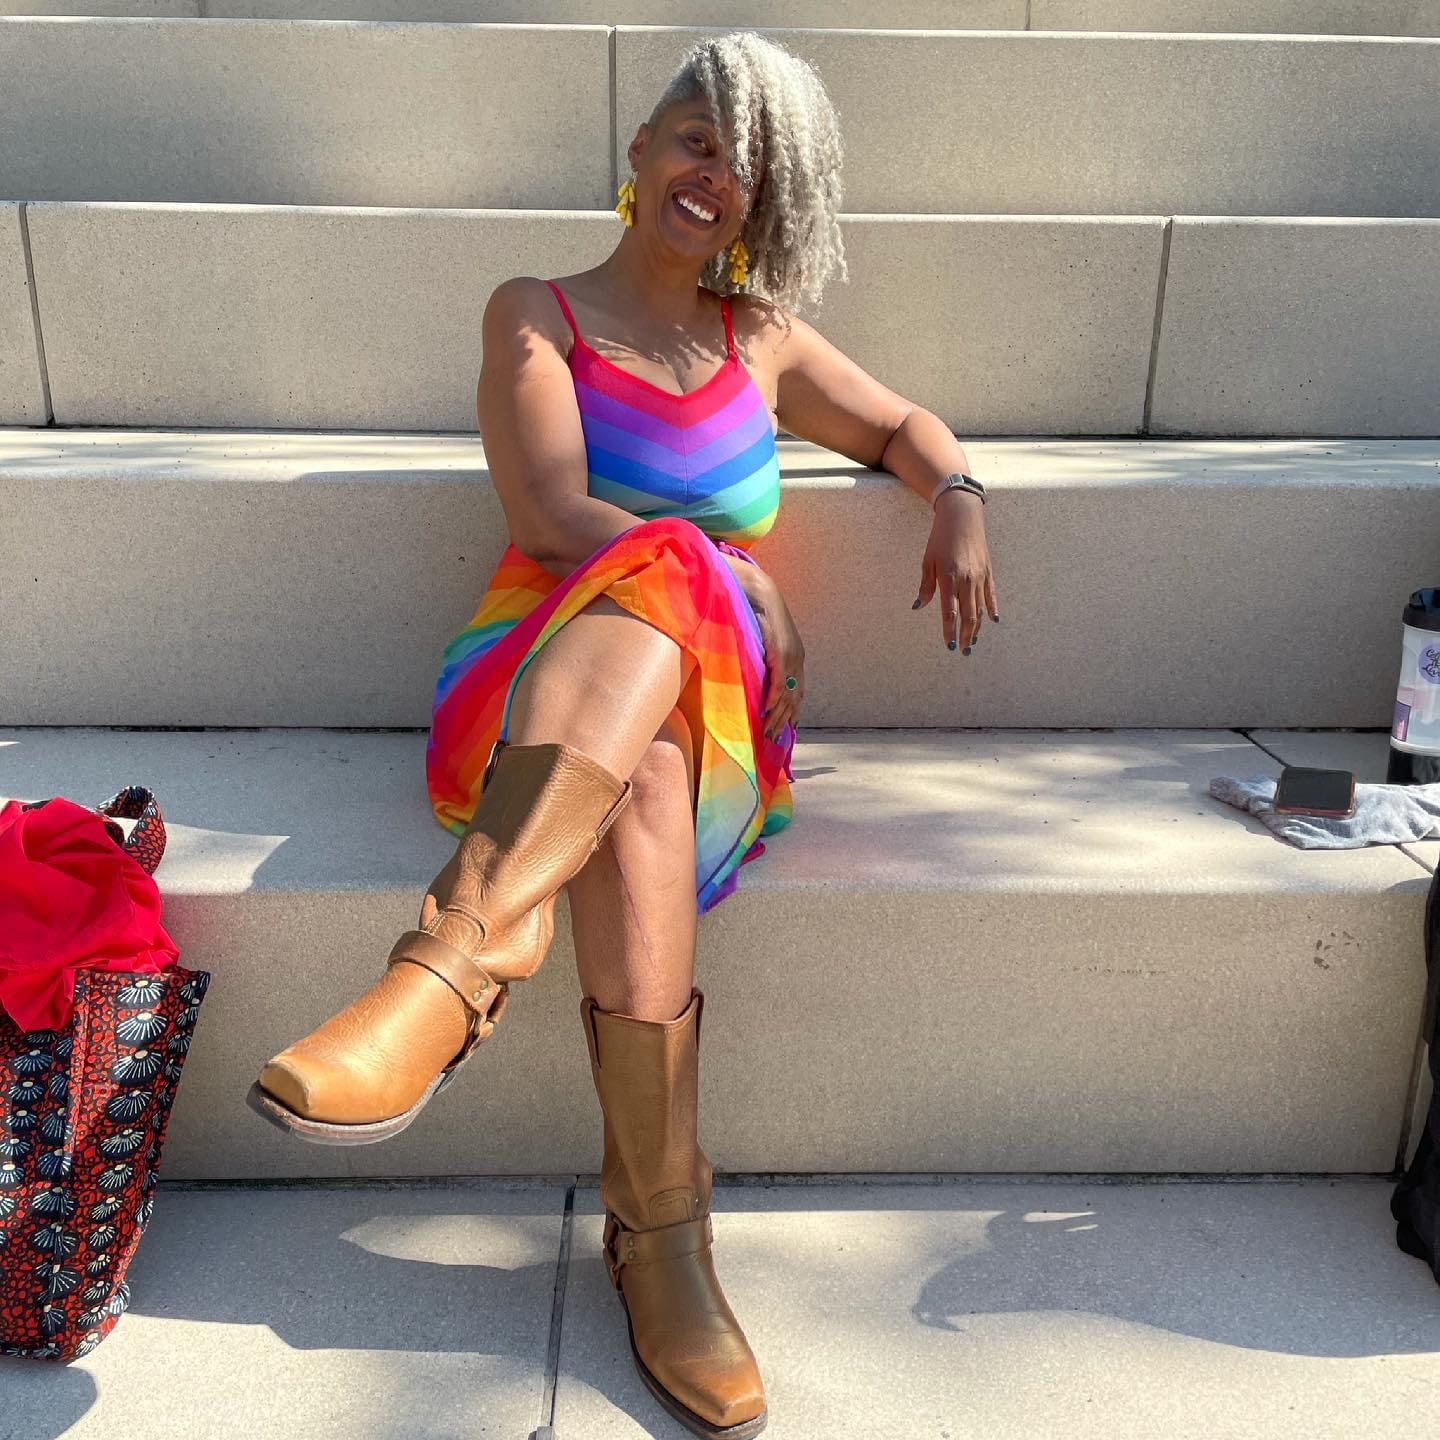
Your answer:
[0,796,175,1031]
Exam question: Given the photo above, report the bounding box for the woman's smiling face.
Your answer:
[630,102,762,258]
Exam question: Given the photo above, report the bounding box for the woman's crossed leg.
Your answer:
[508,593,700,1023]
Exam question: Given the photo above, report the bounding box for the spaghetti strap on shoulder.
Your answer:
[543,279,583,345]
[720,293,737,359]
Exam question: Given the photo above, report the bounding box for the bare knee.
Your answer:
[626,708,696,823]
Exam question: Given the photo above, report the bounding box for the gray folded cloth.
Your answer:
[1209,774,1440,848]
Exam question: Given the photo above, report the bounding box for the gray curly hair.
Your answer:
[642,31,848,315]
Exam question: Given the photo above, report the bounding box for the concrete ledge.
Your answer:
[2,431,1435,729]
[1152,218,1440,437]
[21,204,1162,433]
[10,1,1438,37]
[0,0,1021,18]
[21,205,1440,436]
[0,204,46,424]
[617,29,1440,218]
[0,18,612,209]
[3,1,197,11]
[0,727,1428,1178]
[5,23,1440,216]
[1033,0,1440,35]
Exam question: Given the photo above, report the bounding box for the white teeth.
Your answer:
[676,193,717,223]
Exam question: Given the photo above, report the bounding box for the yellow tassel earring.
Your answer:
[727,233,750,286]
[615,174,637,228]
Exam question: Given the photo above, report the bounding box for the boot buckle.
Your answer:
[602,1212,714,1290]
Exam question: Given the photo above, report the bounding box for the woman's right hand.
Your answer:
[749,574,806,743]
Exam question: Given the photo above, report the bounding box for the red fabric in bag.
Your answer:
[0,798,175,1032]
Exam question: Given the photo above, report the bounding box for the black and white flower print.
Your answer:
[96,1163,134,1194]
[88,1195,124,1223]
[29,1186,75,1220]
[115,1011,168,1046]
[98,1129,146,1160]
[104,1089,150,1124]
[8,1077,44,1108]
[116,978,166,1008]
[110,1049,163,1085]
[33,1259,80,1299]
[11,1046,53,1077]
[29,1222,78,1258]
[36,1147,73,1182]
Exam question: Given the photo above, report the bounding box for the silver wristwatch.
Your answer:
[929,471,987,508]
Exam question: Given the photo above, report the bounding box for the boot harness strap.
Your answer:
[387,929,509,1061]
[605,1214,713,1286]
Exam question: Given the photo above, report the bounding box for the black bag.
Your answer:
[1392,860,1440,1284]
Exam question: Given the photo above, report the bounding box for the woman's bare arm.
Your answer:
[477,277,777,608]
[772,309,977,505]
[477,277,641,571]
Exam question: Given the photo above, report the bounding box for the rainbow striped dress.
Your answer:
[425,280,794,914]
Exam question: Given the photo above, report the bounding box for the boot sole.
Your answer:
[245,1067,457,1147]
[617,1286,768,1439]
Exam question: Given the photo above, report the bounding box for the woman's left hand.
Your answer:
[750,574,806,743]
[913,491,998,651]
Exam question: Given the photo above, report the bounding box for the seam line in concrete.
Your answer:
[16,205,54,425]
[537,1180,577,1436]
[1024,0,1031,30]
[1141,216,1173,435]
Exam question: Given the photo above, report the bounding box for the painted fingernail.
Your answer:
[912,598,921,609]
[962,646,972,656]
[948,639,957,650]
[993,615,1000,623]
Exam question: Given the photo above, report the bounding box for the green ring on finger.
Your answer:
[785,675,798,690]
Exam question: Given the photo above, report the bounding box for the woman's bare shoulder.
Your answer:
[484,275,573,359]
[728,290,804,385]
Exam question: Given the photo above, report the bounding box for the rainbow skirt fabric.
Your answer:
[426,516,795,914]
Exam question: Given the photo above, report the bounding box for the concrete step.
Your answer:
[6,202,1440,435]
[4,1179,1439,1438]
[4,21,1439,217]
[6,0,1440,37]
[0,726,1429,1180]
[3,431,1435,730]
[6,0,1440,33]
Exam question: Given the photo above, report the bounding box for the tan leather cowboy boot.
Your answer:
[580,987,767,1439]
[248,739,632,1144]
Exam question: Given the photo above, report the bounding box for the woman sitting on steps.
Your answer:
[248,29,999,1440]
